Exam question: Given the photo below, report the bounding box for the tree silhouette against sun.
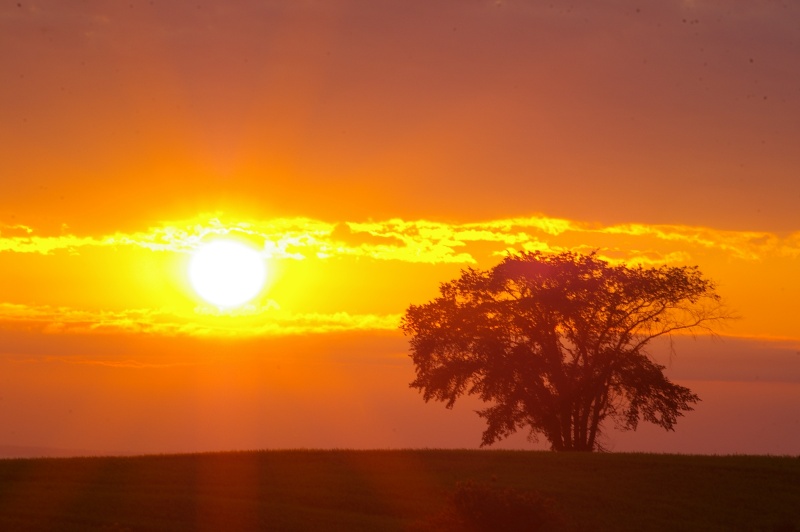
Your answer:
[402,251,729,451]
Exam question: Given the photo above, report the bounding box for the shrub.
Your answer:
[413,479,567,532]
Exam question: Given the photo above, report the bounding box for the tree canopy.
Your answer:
[401,251,727,451]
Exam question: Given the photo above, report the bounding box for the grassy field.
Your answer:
[0,450,798,531]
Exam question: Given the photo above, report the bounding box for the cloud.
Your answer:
[0,223,34,237]
[1,213,798,266]
[594,223,781,260]
[782,232,800,258]
[0,233,103,254]
[0,302,401,339]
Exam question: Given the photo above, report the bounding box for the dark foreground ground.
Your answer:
[0,450,798,531]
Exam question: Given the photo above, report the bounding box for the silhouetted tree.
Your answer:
[401,251,727,451]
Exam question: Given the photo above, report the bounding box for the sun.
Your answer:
[188,239,267,308]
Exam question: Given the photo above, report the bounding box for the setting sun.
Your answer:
[188,239,267,308]
[1,0,799,468]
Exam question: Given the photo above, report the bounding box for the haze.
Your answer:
[1,0,798,457]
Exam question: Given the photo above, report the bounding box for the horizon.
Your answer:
[1,1,799,458]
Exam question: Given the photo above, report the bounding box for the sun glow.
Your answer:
[188,240,267,308]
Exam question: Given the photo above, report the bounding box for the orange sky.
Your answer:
[1,1,799,456]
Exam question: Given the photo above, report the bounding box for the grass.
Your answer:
[0,450,798,531]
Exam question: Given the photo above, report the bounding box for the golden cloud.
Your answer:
[1,213,798,266]
[0,302,401,339]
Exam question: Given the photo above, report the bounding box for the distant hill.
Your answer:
[0,444,116,459]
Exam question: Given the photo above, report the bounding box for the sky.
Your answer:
[1,0,799,457]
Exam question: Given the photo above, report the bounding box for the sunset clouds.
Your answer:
[3,214,798,264]
[1,213,798,345]
[0,301,401,339]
